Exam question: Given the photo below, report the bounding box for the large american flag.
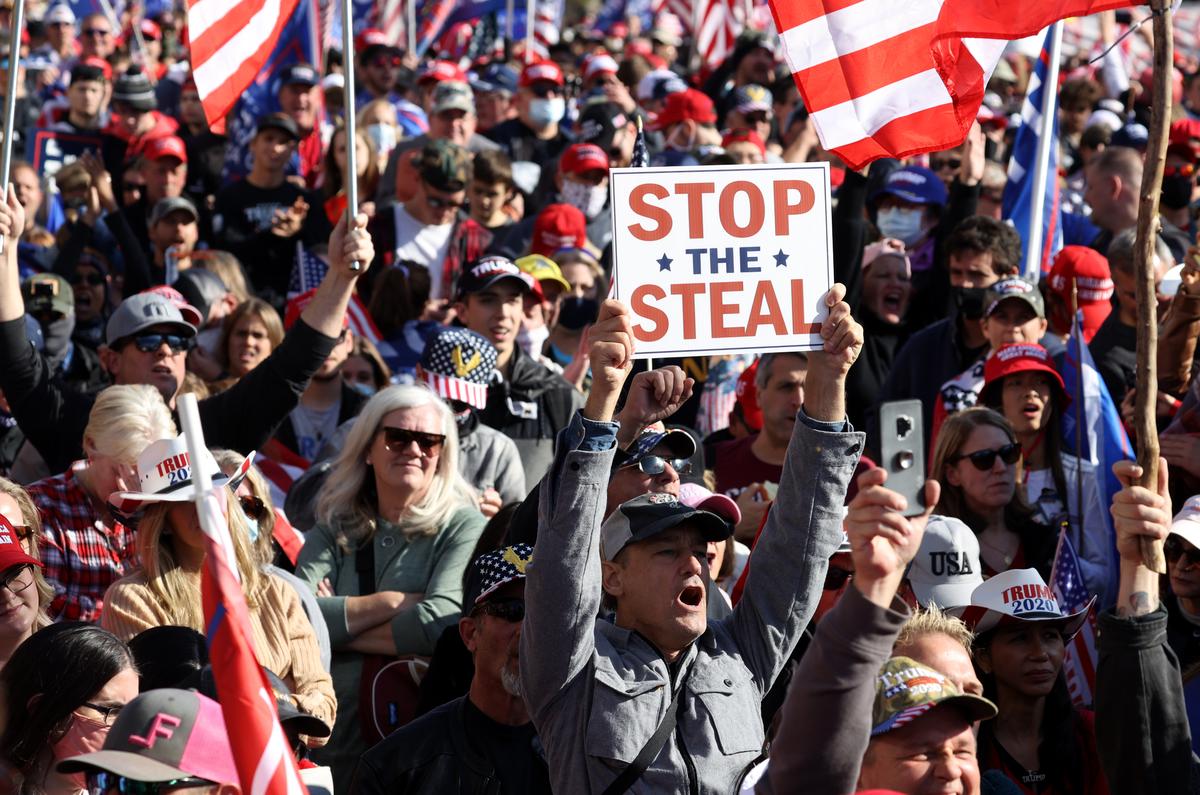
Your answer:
[186,0,301,126]
[696,0,739,70]
[766,0,1139,170]
[1051,531,1098,707]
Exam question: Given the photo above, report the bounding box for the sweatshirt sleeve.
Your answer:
[275,576,338,730]
[759,587,909,795]
[99,579,170,642]
[293,523,354,648]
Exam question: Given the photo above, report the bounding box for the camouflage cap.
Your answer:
[871,656,996,737]
[418,139,471,194]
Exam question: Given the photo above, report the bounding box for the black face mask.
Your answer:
[952,285,988,320]
[557,296,600,331]
[1162,174,1195,210]
[41,314,75,370]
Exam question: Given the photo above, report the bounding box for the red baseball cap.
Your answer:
[143,135,187,164]
[981,342,1068,407]
[650,88,716,131]
[141,285,203,328]
[583,52,619,82]
[418,59,468,85]
[560,143,609,176]
[736,359,762,431]
[357,28,390,50]
[532,204,587,257]
[1169,118,1200,161]
[0,514,41,571]
[722,128,765,155]
[519,60,564,88]
[139,19,161,40]
[79,56,113,81]
[284,287,349,331]
[1047,246,1113,342]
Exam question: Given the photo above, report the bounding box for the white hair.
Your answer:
[84,385,178,463]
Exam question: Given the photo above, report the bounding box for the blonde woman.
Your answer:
[295,385,485,787]
[28,385,177,623]
[216,298,286,380]
[100,435,335,735]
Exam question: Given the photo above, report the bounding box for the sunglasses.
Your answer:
[82,28,112,36]
[930,157,962,171]
[951,442,1022,471]
[473,597,525,622]
[380,426,446,455]
[824,566,853,591]
[86,772,211,795]
[622,455,692,477]
[80,700,125,726]
[743,111,769,124]
[370,55,401,68]
[1166,536,1200,567]
[528,82,562,98]
[1165,163,1197,179]
[426,193,466,211]
[127,333,193,353]
[239,495,268,522]
[70,272,106,286]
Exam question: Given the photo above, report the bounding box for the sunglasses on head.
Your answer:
[951,442,1022,471]
[426,193,466,211]
[380,426,446,455]
[86,772,211,795]
[70,272,105,286]
[824,566,853,591]
[126,333,192,354]
[622,455,692,477]
[1166,536,1200,567]
[930,157,962,171]
[239,495,268,522]
[473,597,525,622]
[528,82,561,98]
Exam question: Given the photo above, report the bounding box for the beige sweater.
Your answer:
[101,569,337,728]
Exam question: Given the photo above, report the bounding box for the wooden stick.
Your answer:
[1133,0,1173,574]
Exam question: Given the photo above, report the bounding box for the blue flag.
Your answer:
[1003,27,1063,277]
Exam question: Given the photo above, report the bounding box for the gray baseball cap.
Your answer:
[149,196,199,227]
[984,276,1044,319]
[600,492,730,561]
[106,292,196,345]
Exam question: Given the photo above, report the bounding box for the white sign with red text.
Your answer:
[609,162,834,358]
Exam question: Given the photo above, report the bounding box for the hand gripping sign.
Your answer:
[609,162,833,358]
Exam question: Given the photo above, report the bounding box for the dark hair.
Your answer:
[974,627,1084,795]
[322,122,380,201]
[0,623,134,776]
[472,149,514,190]
[127,625,209,691]
[1080,123,1111,151]
[1059,77,1103,112]
[367,263,432,338]
[944,215,1022,276]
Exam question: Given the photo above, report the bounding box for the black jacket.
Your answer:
[0,315,337,474]
[350,696,550,795]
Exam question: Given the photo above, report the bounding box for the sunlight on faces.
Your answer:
[560,262,598,300]
[251,129,296,173]
[860,708,980,795]
[863,256,912,324]
[604,526,709,659]
[279,83,318,133]
[0,563,38,640]
[456,283,525,355]
[944,425,1017,515]
[999,372,1054,437]
[102,324,189,401]
[605,443,682,516]
[947,250,1000,289]
[68,79,106,118]
[976,624,1065,700]
[142,156,186,203]
[469,181,509,227]
[367,405,443,501]
[981,301,1046,349]
[430,109,475,147]
[894,633,983,698]
[759,354,807,447]
[332,129,370,179]
[1169,536,1200,601]
[461,580,525,696]
[11,166,41,218]
[228,315,273,377]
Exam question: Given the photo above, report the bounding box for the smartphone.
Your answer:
[878,400,926,517]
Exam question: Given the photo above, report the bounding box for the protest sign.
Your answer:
[31,130,103,180]
[609,162,833,358]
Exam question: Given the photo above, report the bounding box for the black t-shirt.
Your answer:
[488,117,573,170]
[461,698,550,794]
[1089,312,1138,403]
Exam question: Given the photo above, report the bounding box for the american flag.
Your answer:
[1003,27,1063,277]
[289,247,384,345]
[767,0,1139,170]
[696,0,739,70]
[186,0,302,126]
[415,0,458,56]
[631,115,649,168]
[381,0,406,49]
[1050,531,1098,707]
[696,355,750,436]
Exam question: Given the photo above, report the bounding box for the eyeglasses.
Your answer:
[950,442,1022,471]
[981,189,1004,203]
[79,701,125,726]
[1166,536,1200,567]
[70,272,106,286]
[86,772,211,795]
[1165,163,1197,179]
[930,157,962,171]
[528,82,561,98]
[621,455,692,476]
[473,597,525,622]
[239,495,268,522]
[0,564,32,595]
[425,193,466,211]
[824,567,853,591]
[127,333,193,354]
[82,28,112,37]
[380,426,446,455]
[743,111,769,124]
[370,55,401,68]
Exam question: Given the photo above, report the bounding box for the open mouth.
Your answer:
[678,584,704,608]
[881,289,904,314]
[1022,401,1041,418]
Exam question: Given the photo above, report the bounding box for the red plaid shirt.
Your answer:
[28,464,139,622]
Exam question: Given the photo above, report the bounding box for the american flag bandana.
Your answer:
[419,327,499,410]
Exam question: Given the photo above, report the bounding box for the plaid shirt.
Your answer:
[28,464,139,622]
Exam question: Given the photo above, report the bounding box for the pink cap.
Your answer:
[679,482,741,525]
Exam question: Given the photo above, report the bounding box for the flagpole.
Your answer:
[1023,21,1062,280]
[1133,0,1173,574]
[505,0,514,60]
[177,394,239,579]
[1071,281,1084,531]
[342,0,362,271]
[0,0,25,257]
[524,0,534,62]
[406,0,417,56]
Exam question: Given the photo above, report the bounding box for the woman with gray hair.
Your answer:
[295,384,485,787]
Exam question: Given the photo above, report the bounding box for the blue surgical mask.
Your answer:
[528,97,565,129]
[244,516,260,543]
[876,207,925,246]
[365,123,397,158]
[349,381,377,398]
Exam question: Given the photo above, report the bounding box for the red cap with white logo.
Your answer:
[519,60,564,87]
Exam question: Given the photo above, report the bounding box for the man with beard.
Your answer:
[351,544,551,794]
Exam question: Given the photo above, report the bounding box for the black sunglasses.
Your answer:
[528,82,561,98]
[930,157,962,171]
[86,772,210,795]
[82,27,112,37]
[951,442,1021,471]
[621,455,692,477]
[824,566,853,591]
[473,597,525,622]
[426,193,466,211]
[381,426,446,455]
[239,495,268,522]
[127,333,193,354]
[70,272,106,286]
[1166,536,1200,567]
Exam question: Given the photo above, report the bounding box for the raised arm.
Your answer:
[520,300,631,718]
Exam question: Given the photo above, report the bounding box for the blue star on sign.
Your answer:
[657,254,673,272]
[774,250,789,268]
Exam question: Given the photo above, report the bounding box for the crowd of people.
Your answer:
[0,2,1197,794]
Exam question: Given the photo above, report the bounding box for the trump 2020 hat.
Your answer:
[600,493,730,561]
[959,568,1094,638]
[418,326,497,410]
[455,256,538,300]
[57,689,238,785]
[871,656,997,736]
[905,516,982,610]
[464,544,534,606]
[983,276,1044,320]
[108,435,254,514]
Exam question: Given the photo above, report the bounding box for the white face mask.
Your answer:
[366,123,397,158]
[528,97,565,129]
[561,179,608,220]
[517,323,550,357]
[876,207,925,246]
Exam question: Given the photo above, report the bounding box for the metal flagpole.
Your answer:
[1023,21,1063,279]
[505,0,514,61]
[0,0,26,256]
[524,0,534,62]
[177,394,239,580]
[342,0,362,271]
[406,0,416,56]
